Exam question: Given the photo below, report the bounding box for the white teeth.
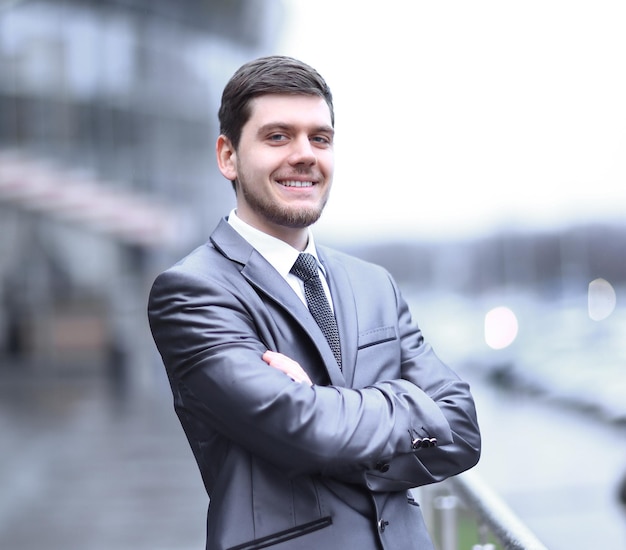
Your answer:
[280,180,313,187]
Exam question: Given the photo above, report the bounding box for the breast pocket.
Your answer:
[355,326,400,383]
[357,326,397,350]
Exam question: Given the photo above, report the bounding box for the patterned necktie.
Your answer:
[290,253,342,370]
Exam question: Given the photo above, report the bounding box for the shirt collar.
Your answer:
[227,209,324,278]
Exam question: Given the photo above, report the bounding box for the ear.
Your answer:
[216,135,237,181]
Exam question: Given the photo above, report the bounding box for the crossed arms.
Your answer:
[148,263,481,491]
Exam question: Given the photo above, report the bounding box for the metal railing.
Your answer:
[421,470,549,550]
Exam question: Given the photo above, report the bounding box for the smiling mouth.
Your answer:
[278,180,315,188]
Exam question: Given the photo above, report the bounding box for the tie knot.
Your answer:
[290,253,318,282]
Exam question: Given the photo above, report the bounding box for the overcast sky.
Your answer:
[277,1,626,243]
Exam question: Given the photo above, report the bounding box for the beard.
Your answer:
[237,177,329,229]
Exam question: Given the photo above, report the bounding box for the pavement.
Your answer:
[467,378,626,550]
[1,358,626,550]
[0,363,207,550]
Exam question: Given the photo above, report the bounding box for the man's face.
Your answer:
[219,94,334,241]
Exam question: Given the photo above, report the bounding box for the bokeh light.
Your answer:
[588,278,616,321]
[484,306,519,350]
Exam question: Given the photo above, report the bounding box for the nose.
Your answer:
[288,135,317,167]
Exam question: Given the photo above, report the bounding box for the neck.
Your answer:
[271,226,309,251]
[234,210,311,251]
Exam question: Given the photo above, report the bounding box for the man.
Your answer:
[148,55,480,550]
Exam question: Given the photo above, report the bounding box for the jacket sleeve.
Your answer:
[359,276,481,492]
[148,266,477,480]
[322,274,481,491]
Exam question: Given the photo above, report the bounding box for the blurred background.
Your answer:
[1,1,625,549]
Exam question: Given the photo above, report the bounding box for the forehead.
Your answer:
[246,94,333,129]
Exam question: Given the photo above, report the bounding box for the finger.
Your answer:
[262,351,312,386]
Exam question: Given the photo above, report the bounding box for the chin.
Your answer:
[276,206,324,229]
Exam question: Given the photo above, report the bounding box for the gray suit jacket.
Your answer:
[148,218,481,550]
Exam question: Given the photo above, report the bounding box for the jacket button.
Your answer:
[375,462,390,472]
[412,437,437,449]
[378,519,389,532]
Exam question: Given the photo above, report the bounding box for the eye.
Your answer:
[311,135,332,146]
[268,133,288,143]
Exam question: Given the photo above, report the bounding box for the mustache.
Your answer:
[273,169,323,181]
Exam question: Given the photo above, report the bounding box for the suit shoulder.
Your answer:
[153,240,239,287]
[319,245,392,278]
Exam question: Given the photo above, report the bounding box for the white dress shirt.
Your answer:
[227,209,335,311]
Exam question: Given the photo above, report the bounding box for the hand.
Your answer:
[262,350,313,386]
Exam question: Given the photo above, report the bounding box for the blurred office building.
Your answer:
[0,0,283,384]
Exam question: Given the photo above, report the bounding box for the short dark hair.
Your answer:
[218,55,334,149]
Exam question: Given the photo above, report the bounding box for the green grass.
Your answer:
[431,507,503,550]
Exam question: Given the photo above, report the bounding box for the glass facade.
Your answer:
[0,0,282,368]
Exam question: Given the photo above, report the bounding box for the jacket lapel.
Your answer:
[210,219,346,386]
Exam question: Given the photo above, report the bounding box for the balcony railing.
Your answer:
[421,470,549,550]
